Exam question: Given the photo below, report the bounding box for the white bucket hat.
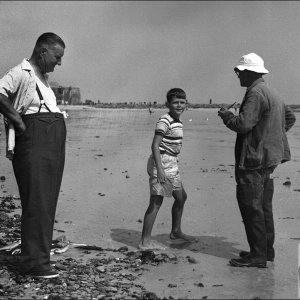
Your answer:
[234,53,269,74]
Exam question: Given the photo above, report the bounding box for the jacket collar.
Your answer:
[246,77,265,92]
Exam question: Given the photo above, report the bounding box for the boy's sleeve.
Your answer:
[155,117,169,135]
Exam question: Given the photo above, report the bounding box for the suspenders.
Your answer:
[36,84,51,113]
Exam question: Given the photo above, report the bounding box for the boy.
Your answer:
[139,88,197,250]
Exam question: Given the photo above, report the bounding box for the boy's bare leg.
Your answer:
[139,195,166,250]
[170,188,198,242]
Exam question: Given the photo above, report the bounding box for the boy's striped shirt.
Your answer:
[155,113,183,156]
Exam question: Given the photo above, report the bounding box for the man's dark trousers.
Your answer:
[235,166,276,262]
[12,112,66,274]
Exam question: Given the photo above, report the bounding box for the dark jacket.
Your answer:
[222,78,296,170]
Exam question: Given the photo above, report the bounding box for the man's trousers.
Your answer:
[235,166,276,262]
[12,112,66,273]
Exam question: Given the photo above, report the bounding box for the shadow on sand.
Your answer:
[110,228,242,260]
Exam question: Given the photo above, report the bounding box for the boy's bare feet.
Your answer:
[169,232,198,242]
[138,240,166,251]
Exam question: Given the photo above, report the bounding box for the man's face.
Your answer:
[235,69,254,87]
[42,43,64,73]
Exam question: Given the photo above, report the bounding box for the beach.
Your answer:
[0,106,300,299]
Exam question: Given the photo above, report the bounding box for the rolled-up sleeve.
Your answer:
[0,69,20,100]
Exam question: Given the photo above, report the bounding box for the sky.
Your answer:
[1,1,300,104]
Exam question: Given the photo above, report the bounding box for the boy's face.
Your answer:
[167,97,187,119]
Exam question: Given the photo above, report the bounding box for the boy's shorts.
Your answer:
[147,153,183,197]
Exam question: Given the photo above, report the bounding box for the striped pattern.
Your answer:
[155,113,183,156]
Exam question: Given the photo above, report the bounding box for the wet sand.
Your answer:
[0,106,300,299]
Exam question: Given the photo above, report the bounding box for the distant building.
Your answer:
[50,82,81,105]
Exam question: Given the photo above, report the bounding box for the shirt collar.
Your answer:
[20,59,34,72]
[246,77,265,92]
[168,112,182,123]
[20,59,49,81]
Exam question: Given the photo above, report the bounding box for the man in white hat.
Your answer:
[218,53,296,268]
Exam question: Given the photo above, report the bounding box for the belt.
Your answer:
[22,112,64,120]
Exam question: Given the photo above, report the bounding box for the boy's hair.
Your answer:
[166,88,186,103]
[34,32,65,54]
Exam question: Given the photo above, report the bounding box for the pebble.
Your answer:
[194,282,204,287]
[106,286,118,292]
[118,246,128,252]
[96,266,106,273]
[55,263,68,271]
[212,284,223,287]
[187,256,198,264]
[168,253,177,261]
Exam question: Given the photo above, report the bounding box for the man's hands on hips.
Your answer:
[14,120,26,136]
[0,94,26,135]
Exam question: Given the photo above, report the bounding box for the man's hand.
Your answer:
[218,107,229,118]
[157,169,167,185]
[218,107,234,124]
[0,94,26,135]
[14,120,26,136]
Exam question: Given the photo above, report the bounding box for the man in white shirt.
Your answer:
[0,32,66,278]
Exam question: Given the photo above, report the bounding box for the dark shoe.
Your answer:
[239,250,250,258]
[229,257,267,268]
[27,269,59,279]
[239,250,274,262]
